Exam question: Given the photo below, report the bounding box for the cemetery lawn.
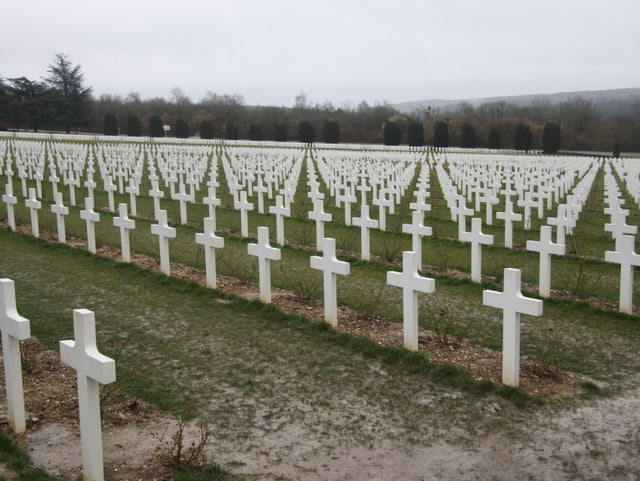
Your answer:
[2,226,640,480]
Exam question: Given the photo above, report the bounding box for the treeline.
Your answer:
[2,54,639,153]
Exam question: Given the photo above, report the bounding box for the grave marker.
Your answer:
[248,226,281,303]
[459,217,494,283]
[80,197,100,254]
[60,309,115,481]
[0,279,31,433]
[113,203,136,262]
[151,209,177,275]
[2,181,18,231]
[268,194,290,245]
[605,234,640,314]
[51,191,70,243]
[386,251,435,351]
[402,210,432,266]
[526,225,565,297]
[25,187,42,238]
[352,204,379,261]
[483,268,543,387]
[195,217,224,288]
[310,238,350,326]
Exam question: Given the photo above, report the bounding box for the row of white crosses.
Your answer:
[0,279,115,481]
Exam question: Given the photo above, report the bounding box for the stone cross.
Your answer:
[483,268,543,387]
[103,175,117,212]
[195,217,224,288]
[496,199,522,249]
[372,190,393,231]
[605,234,640,314]
[526,225,565,297]
[151,209,177,275]
[254,178,268,214]
[125,179,139,217]
[453,195,474,239]
[148,180,164,220]
[2,181,18,231]
[235,190,254,238]
[51,191,70,243]
[547,204,575,245]
[308,198,332,252]
[248,226,281,303]
[268,194,290,245]
[80,197,100,254]
[478,191,499,225]
[402,210,432,266]
[60,309,115,481]
[173,185,192,225]
[459,217,494,283]
[202,186,221,230]
[113,203,136,262]
[310,238,350,327]
[25,187,42,238]
[352,204,379,261]
[386,251,435,351]
[517,191,537,230]
[337,188,357,226]
[0,279,31,433]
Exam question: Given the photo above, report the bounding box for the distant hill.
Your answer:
[394,88,640,116]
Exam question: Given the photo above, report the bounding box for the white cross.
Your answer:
[483,268,543,387]
[547,204,575,245]
[80,197,100,254]
[2,181,18,231]
[460,217,494,283]
[173,185,192,225]
[51,191,70,243]
[113,203,136,262]
[352,204,379,261]
[387,251,435,351]
[409,190,432,214]
[373,190,393,231]
[235,190,254,237]
[526,225,565,297]
[268,194,290,245]
[0,279,31,433]
[151,209,177,275]
[248,226,282,303]
[337,188,357,226]
[308,198,332,252]
[49,171,60,200]
[202,185,221,229]
[148,180,164,220]
[517,191,538,230]
[25,187,42,238]
[402,210,432,266]
[604,209,637,244]
[84,174,97,199]
[60,309,115,481]
[478,191,499,226]
[452,195,474,239]
[605,234,640,314]
[254,179,269,214]
[496,199,522,249]
[356,175,371,205]
[125,179,139,217]
[103,175,117,212]
[310,237,350,326]
[195,217,224,288]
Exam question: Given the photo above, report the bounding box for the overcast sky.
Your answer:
[3,0,639,107]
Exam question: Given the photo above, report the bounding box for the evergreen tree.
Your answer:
[613,141,621,159]
[126,114,142,137]
[45,53,92,133]
[275,124,287,142]
[383,120,402,145]
[298,121,315,145]
[542,122,561,154]
[149,114,164,137]
[323,118,340,143]
[103,112,118,136]
[249,124,262,141]
[225,122,239,140]
[460,123,476,148]
[488,127,501,149]
[433,121,449,148]
[514,123,532,152]
[200,120,214,139]
[174,118,189,138]
[407,120,424,148]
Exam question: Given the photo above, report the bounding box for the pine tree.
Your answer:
[488,127,501,149]
[460,123,476,148]
[126,114,142,137]
[298,121,315,145]
[542,122,561,154]
[103,112,118,136]
[383,120,401,145]
[175,118,189,138]
[149,114,164,137]
[407,121,424,148]
[45,53,92,133]
[275,124,287,142]
[433,121,449,148]
[514,123,532,152]
[323,118,340,143]
[249,124,262,141]
[200,120,214,139]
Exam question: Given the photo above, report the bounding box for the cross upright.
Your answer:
[202,186,221,231]
[352,204,379,261]
[496,198,522,248]
[526,225,565,297]
[235,190,254,237]
[84,173,97,199]
[248,226,282,303]
[173,184,192,225]
[373,189,393,231]
[402,210,432,266]
[517,191,538,230]
[25,187,42,238]
[151,209,177,275]
[60,309,115,481]
[308,198,332,252]
[483,268,543,387]
[195,217,224,288]
[310,238,350,327]
[254,177,269,214]
[387,251,435,351]
[51,191,70,243]
[0,279,31,433]
[125,179,139,217]
[547,204,575,245]
[356,175,372,205]
[339,188,357,226]
[409,190,432,215]
[452,195,474,240]
[2,181,18,231]
[268,194,290,245]
[605,234,640,314]
[103,175,117,212]
[113,203,136,262]
[459,217,494,282]
[80,197,100,254]
[478,191,499,226]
